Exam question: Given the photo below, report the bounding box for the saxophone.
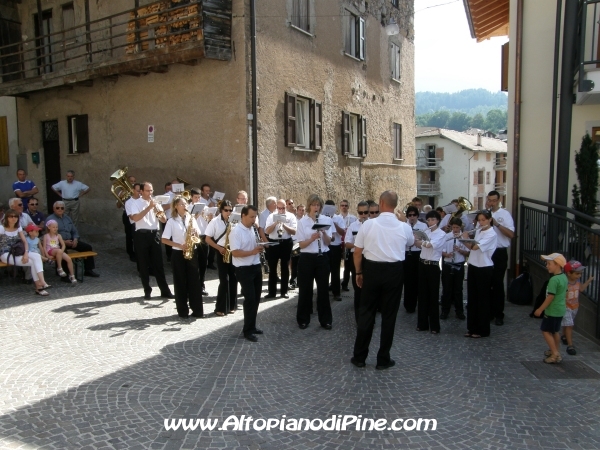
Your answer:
[223,222,233,263]
[183,213,201,260]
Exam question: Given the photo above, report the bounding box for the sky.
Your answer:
[414,0,509,93]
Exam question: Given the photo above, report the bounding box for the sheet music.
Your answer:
[171,183,185,194]
[321,204,336,218]
[189,203,205,215]
[213,191,225,202]
[413,230,430,241]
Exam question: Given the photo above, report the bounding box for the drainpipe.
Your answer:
[548,0,562,206]
[250,0,259,206]
[510,0,523,279]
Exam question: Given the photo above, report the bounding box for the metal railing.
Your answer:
[494,156,507,169]
[520,197,600,338]
[577,0,600,92]
[0,0,203,86]
[417,182,441,195]
[495,182,507,193]
[416,157,442,169]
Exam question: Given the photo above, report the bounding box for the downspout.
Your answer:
[250,0,259,205]
[548,0,562,206]
[510,0,523,278]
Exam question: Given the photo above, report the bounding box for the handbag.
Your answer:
[7,240,25,278]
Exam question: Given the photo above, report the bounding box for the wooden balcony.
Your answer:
[494,156,507,170]
[495,182,507,194]
[0,0,231,97]
[417,182,441,196]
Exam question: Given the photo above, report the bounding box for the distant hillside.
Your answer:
[416,89,508,117]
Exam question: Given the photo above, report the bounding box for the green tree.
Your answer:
[416,113,431,127]
[427,110,451,128]
[470,113,485,129]
[572,133,599,226]
[446,111,472,132]
[484,109,507,133]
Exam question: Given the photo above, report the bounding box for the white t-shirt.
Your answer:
[162,214,201,249]
[295,214,333,254]
[229,223,260,267]
[265,211,297,240]
[259,208,274,230]
[491,208,515,248]
[468,227,497,267]
[354,213,414,262]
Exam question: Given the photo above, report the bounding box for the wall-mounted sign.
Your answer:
[148,125,155,143]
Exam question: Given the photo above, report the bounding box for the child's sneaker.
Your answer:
[567,345,577,355]
[69,275,77,284]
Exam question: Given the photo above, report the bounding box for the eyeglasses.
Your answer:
[7,214,18,218]
[340,204,349,207]
[369,211,379,215]
[29,203,38,206]
[16,203,22,207]
[287,202,294,205]
[55,207,65,210]
[407,213,417,217]
[277,207,286,210]
[357,211,369,215]
[223,209,233,212]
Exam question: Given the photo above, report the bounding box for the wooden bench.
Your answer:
[65,251,98,282]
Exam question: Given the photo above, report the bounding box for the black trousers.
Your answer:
[207,245,216,267]
[441,263,465,314]
[417,262,441,332]
[353,259,403,365]
[216,254,238,313]
[342,247,351,288]
[297,252,331,326]
[328,244,342,296]
[160,222,172,261]
[467,264,493,337]
[346,253,362,324]
[196,241,208,288]
[134,230,171,296]
[171,250,203,317]
[403,251,420,313]
[267,238,293,296]
[235,264,262,336]
[290,253,299,282]
[491,247,508,320]
[122,210,134,257]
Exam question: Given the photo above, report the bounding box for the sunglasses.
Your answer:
[29,203,38,206]
[407,213,417,217]
[16,203,23,207]
[55,207,65,210]
[7,214,18,218]
[357,211,369,215]
[369,211,379,214]
[223,209,233,212]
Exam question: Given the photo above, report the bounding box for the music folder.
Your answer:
[189,203,205,215]
[312,223,330,230]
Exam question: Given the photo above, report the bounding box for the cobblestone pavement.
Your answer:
[1,226,600,449]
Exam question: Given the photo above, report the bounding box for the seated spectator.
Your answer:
[46,201,99,278]
[0,203,5,223]
[0,209,50,295]
[25,197,46,229]
[44,220,77,283]
[8,198,33,229]
[24,223,48,263]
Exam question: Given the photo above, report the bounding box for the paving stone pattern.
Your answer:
[1,227,600,449]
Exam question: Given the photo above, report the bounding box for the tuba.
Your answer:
[110,167,134,208]
[452,197,473,219]
[402,202,413,214]
[176,176,193,201]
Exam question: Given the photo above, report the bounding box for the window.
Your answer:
[291,0,310,33]
[391,0,399,7]
[473,170,484,185]
[34,9,54,74]
[342,111,367,157]
[391,42,401,80]
[393,123,402,159]
[68,114,89,154]
[284,92,322,150]
[345,11,365,60]
[486,171,490,184]
[473,152,478,161]
[62,3,76,44]
[486,152,491,161]
[0,116,8,166]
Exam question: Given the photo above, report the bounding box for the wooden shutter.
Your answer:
[311,100,322,150]
[473,171,478,185]
[501,41,509,92]
[486,171,490,184]
[0,116,8,166]
[285,92,297,147]
[341,111,350,156]
[76,114,89,153]
[358,17,365,60]
[360,116,367,157]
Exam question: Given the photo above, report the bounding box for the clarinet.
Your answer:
[315,213,323,256]
[253,224,269,273]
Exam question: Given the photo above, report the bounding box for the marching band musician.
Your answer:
[403,205,427,313]
[289,204,305,289]
[229,205,266,342]
[161,196,205,319]
[128,182,174,300]
[161,181,175,263]
[199,184,218,270]
[339,199,357,292]
[191,187,210,297]
[124,182,141,264]
[295,194,333,330]
[205,200,238,316]
[344,201,369,323]
[414,210,446,334]
[325,200,347,301]
[264,199,297,299]
[440,217,469,320]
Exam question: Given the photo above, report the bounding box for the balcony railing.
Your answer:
[494,156,507,170]
[0,0,232,96]
[495,182,507,194]
[520,197,600,338]
[417,182,441,195]
[416,157,442,170]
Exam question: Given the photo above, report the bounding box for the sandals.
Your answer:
[544,354,562,364]
[544,350,553,357]
[430,331,439,335]
[229,310,236,314]
[567,346,577,355]
[57,268,67,277]
[41,284,52,289]
[35,289,49,296]
[470,334,482,339]
[69,275,77,284]
[464,332,473,338]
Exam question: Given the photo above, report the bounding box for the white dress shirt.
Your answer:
[130,198,160,230]
[295,214,333,254]
[229,223,260,267]
[491,208,515,248]
[124,197,138,225]
[163,191,175,219]
[340,213,357,229]
[406,220,427,252]
[162,214,201,250]
[329,214,346,246]
[442,232,468,264]
[205,217,229,246]
[420,227,446,262]
[468,227,497,267]
[354,212,414,262]
[259,208,273,230]
[265,211,297,240]
[345,219,364,253]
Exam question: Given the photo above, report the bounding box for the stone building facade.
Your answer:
[0,0,415,227]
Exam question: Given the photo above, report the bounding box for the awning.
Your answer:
[463,0,509,42]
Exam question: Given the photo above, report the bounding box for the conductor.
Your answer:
[351,191,414,370]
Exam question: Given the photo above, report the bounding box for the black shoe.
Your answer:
[495,318,504,326]
[129,256,137,262]
[333,296,342,301]
[161,293,175,299]
[440,312,448,320]
[456,312,466,320]
[207,264,217,270]
[144,294,152,300]
[376,360,396,370]
[281,293,290,299]
[264,295,277,299]
[245,334,258,342]
[179,315,190,320]
[252,328,264,335]
[299,323,308,329]
[328,285,333,291]
[84,270,100,277]
[350,357,366,368]
[289,283,297,290]
[342,285,350,292]
[191,312,207,318]
[202,289,209,296]
[321,323,332,330]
